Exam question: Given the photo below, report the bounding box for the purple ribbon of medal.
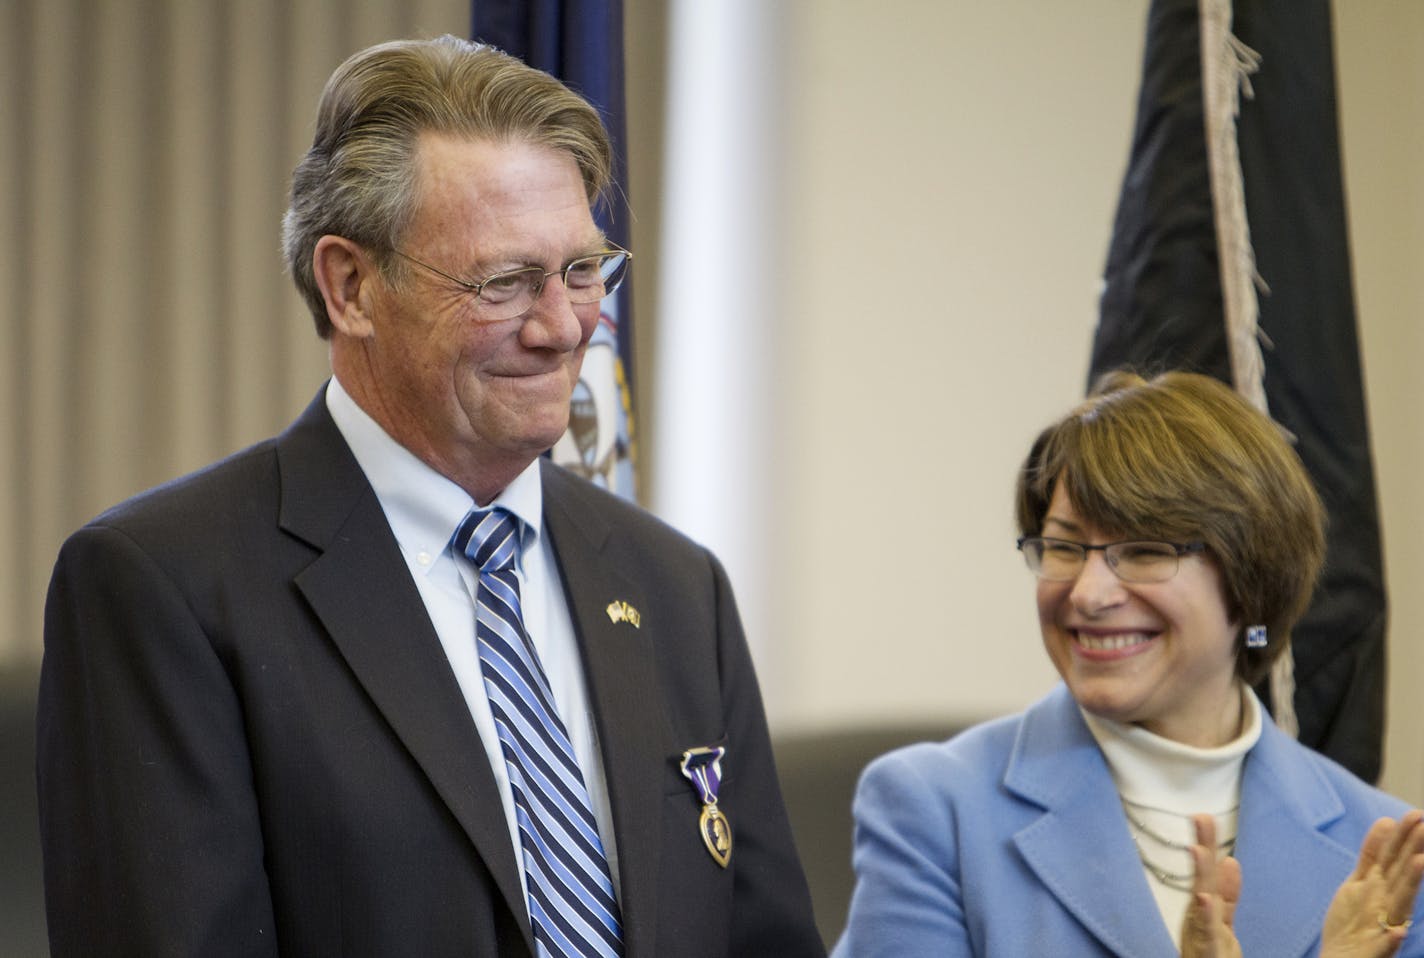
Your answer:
[680,746,732,868]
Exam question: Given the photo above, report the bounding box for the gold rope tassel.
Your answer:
[1198,0,1298,738]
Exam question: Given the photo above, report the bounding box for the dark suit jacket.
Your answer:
[37,386,823,958]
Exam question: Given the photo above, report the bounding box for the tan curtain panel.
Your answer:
[1,0,467,665]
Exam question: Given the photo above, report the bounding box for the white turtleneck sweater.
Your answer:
[1081,686,1264,948]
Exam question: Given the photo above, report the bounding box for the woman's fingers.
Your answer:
[1379,811,1424,937]
[1180,814,1241,958]
[1216,854,1242,928]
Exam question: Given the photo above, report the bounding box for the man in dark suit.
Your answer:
[37,35,823,958]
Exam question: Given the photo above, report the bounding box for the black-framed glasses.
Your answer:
[392,246,631,322]
[1016,536,1206,584]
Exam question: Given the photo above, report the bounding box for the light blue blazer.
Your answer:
[833,684,1422,957]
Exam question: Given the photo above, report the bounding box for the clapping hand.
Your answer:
[1180,814,1243,958]
[1320,810,1424,958]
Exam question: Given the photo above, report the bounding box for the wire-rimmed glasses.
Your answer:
[1016,536,1206,584]
[392,246,631,322]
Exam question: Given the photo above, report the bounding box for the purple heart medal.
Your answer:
[680,746,732,868]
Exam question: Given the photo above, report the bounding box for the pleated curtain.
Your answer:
[0,0,468,664]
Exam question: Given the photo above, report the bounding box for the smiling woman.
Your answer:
[1014,369,1325,749]
[833,371,1424,958]
[1032,483,1244,749]
[1015,370,1327,695]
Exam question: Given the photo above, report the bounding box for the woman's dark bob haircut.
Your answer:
[1014,370,1326,685]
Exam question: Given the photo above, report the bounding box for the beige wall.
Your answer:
[767,0,1142,728]
[729,0,1421,806]
[1337,2,1424,808]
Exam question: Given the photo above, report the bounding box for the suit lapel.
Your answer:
[541,463,667,958]
[1233,722,1352,958]
[1007,687,1178,957]
[275,390,534,951]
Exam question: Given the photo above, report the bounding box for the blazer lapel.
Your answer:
[541,463,667,958]
[275,390,534,950]
[1232,721,1353,958]
[1007,687,1178,957]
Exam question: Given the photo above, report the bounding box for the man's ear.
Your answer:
[313,235,379,338]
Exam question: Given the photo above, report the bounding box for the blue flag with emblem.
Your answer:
[472,0,636,498]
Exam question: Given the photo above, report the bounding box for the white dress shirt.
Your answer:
[326,377,621,906]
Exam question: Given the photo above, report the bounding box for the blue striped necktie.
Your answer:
[454,508,624,958]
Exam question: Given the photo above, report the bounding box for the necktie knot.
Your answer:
[454,507,521,574]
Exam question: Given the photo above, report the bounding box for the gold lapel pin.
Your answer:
[605,600,641,628]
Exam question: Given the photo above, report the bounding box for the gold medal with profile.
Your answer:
[680,745,732,868]
[699,803,732,868]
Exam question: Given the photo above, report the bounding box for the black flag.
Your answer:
[1091,0,1385,781]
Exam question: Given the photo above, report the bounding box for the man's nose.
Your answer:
[520,276,590,351]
